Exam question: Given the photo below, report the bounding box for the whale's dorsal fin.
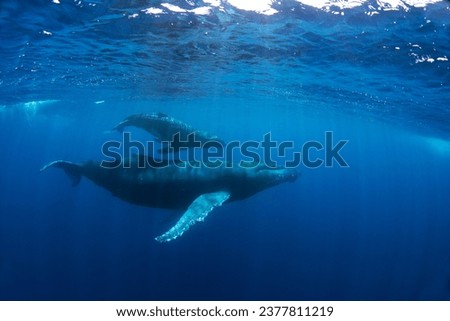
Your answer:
[155,191,230,243]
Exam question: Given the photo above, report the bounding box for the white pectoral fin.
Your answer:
[155,191,231,243]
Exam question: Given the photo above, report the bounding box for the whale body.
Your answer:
[113,113,222,144]
[41,157,298,242]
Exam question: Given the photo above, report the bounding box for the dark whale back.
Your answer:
[78,159,297,210]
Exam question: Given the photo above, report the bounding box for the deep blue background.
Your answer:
[0,1,449,300]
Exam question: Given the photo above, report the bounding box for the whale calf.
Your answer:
[113,113,224,152]
[41,157,298,242]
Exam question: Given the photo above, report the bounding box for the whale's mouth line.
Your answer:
[258,167,299,184]
[286,171,299,183]
[282,170,299,183]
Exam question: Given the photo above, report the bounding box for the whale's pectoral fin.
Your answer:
[155,191,231,243]
[40,160,82,186]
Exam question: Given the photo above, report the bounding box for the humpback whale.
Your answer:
[113,113,223,149]
[43,113,298,242]
[41,157,298,242]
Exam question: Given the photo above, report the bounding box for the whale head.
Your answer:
[257,166,299,186]
[229,165,298,200]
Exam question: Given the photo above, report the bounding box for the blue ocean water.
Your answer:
[0,0,449,300]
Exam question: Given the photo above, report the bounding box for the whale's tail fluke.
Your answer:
[40,160,82,186]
